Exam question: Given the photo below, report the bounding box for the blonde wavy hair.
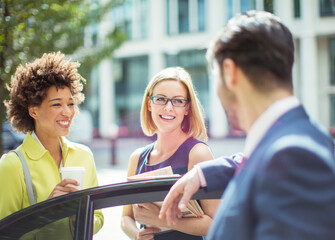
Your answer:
[140,67,208,141]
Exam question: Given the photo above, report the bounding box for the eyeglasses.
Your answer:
[151,96,189,107]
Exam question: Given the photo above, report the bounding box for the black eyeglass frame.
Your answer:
[150,96,189,107]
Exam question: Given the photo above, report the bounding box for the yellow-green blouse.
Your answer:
[0,132,104,235]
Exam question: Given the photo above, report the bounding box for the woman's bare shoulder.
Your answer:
[127,146,147,177]
[188,142,214,168]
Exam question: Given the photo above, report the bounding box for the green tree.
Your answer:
[0,0,126,154]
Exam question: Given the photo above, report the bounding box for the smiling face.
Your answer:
[28,86,75,140]
[148,80,189,134]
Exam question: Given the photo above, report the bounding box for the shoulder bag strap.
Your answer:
[12,149,37,205]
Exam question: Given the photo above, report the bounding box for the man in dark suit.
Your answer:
[159,11,335,239]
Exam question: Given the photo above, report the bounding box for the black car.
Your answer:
[0,178,223,240]
[2,122,25,153]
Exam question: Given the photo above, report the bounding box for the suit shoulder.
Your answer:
[270,135,331,156]
[263,135,335,171]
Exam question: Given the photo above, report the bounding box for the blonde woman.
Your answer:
[121,67,219,240]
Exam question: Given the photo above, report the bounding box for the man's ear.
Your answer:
[28,106,38,120]
[222,58,237,90]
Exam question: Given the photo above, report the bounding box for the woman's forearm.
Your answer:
[121,215,139,239]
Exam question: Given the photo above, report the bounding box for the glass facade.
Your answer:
[167,0,206,35]
[264,0,274,13]
[227,0,234,19]
[228,0,273,21]
[165,50,210,119]
[112,0,148,40]
[330,38,335,85]
[91,24,98,46]
[330,38,335,130]
[85,67,100,130]
[178,0,190,33]
[240,0,255,13]
[139,0,148,39]
[198,0,206,31]
[113,1,132,38]
[320,0,335,16]
[330,95,335,126]
[294,0,301,18]
[114,56,149,136]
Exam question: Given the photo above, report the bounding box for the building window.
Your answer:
[228,0,234,19]
[114,56,149,136]
[227,0,273,21]
[91,24,98,46]
[320,0,335,16]
[330,38,335,85]
[240,0,255,13]
[329,38,335,133]
[330,95,335,127]
[179,0,189,33]
[139,0,148,39]
[165,49,209,118]
[167,0,206,35]
[112,0,148,40]
[264,0,274,13]
[294,0,301,18]
[198,0,206,31]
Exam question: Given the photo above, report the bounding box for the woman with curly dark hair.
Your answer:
[0,52,103,237]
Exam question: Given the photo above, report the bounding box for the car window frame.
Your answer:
[0,178,223,240]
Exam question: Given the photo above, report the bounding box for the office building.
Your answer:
[85,0,335,138]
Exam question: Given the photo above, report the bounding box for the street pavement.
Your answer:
[89,137,245,239]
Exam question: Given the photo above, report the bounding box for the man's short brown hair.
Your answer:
[207,11,295,92]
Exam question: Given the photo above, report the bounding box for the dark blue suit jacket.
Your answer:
[199,106,335,239]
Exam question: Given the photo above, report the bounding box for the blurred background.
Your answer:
[2,0,335,239]
[2,0,335,154]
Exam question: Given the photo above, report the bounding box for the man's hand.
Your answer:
[159,168,201,225]
[48,178,79,199]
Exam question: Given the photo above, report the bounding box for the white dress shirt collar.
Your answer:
[244,96,300,158]
[31,131,63,168]
[31,131,46,149]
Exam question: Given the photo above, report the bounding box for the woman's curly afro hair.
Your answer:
[4,52,86,134]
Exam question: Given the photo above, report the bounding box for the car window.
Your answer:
[93,206,125,239]
[0,199,81,240]
[0,179,223,240]
[20,217,76,240]
[90,179,222,239]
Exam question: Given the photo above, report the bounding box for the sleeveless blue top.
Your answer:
[136,137,205,240]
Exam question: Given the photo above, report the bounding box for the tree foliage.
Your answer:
[0,0,127,154]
